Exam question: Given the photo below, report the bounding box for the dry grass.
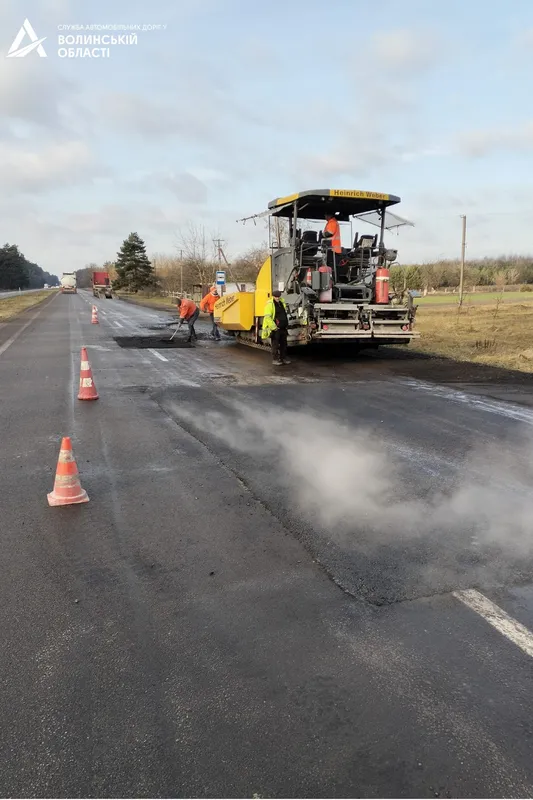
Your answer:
[416,291,533,306]
[412,300,533,373]
[0,291,56,323]
[117,292,178,310]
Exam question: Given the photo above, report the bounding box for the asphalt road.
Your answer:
[2,290,533,798]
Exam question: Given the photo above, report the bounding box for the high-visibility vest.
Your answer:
[324,217,341,253]
[261,297,288,339]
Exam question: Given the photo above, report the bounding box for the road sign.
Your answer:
[216,270,226,285]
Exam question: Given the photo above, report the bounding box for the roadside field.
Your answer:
[0,290,57,322]
[412,300,533,372]
[116,292,177,311]
[415,290,533,306]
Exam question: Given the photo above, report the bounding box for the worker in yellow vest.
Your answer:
[261,291,290,366]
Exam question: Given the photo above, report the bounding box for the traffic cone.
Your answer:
[91,305,99,324]
[47,437,89,507]
[78,346,99,401]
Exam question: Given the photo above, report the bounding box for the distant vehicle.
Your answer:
[92,271,113,299]
[60,273,77,294]
[43,283,49,289]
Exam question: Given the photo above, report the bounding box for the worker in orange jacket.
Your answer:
[200,286,221,341]
[322,211,342,254]
[176,297,200,342]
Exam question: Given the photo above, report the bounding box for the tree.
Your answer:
[175,222,220,288]
[389,265,405,294]
[231,245,268,281]
[114,232,154,292]
[75,264,97,289]
[0,244,30,290]
[506,267,520,286]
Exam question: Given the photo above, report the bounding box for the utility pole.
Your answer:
[213,238,226,295]
[459,215,466,307]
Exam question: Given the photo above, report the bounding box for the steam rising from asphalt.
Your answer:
[176,398,533,560]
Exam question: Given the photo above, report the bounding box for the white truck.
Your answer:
[60,273,77,294]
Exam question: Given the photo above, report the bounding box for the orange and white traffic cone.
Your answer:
[78,346,99,401]
[47,436,89,507]
[91,305,99,324]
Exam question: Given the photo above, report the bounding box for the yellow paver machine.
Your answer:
[214,189,419,351]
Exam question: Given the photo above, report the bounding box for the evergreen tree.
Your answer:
[114,232,154,292]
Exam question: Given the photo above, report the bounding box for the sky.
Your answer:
[1,0,533,276]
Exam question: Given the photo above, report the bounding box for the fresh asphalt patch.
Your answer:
[113,335,194,349]
[155,382,533,605]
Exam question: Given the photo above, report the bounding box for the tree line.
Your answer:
[77,227,270,295]
[390,256,533,293]
[75,225,533,297]
[0,244,58,291]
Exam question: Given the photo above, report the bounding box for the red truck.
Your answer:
[92,271,113,299]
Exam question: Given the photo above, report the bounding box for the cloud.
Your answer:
[0,196,193,273]
[458,122,533,157]
[294,26,441,183]
[158,172,208,203]
[0,140,101,193]
[0,60,77,132]
[513,28,533,50]
[369,28,440,73]
[100,92,211,142]
[124,170,209,204]
[100,50,270,149]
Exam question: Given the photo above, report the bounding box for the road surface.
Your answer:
[1,289,533,798]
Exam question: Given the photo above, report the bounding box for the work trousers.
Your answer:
[186,308,200,340]
[209,312,221,340]
[271,328,288,362]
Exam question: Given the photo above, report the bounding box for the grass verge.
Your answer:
[412,300,533,373]
[415,291,533,306]
[0,291,57,323]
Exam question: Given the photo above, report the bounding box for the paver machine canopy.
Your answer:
[265,189,409,303]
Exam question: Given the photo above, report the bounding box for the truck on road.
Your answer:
[92,271,113,299]
[60,273,77,294]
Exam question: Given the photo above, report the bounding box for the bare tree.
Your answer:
[494,269,507,289]
[506,267,520,285]
[175,222,219,288]
[231,245,269,282]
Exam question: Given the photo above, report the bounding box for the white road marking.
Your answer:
[148,348,168,362]
[113,321,123,328]
[402,379,533,426]
[0,295,57,358]
[454,589,533,659]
